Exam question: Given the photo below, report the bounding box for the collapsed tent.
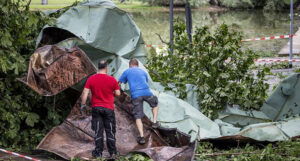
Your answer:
[20,0,300,160]
[20,0,205,160]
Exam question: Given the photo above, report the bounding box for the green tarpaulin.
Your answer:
[30,0,300,145]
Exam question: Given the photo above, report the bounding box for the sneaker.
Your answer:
[152,122,160,129]
[137,136,146,145]
[109,153,117,159]
[92,150,102,158]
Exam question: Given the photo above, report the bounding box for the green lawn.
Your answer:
[30,0,81,10]
[29,0,162,10]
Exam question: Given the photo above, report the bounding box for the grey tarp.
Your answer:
[215,74,300,142]
[32,0,221,142]
[20,0,300,160]
[19,0,218,160]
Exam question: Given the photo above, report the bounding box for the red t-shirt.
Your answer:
[84,73,120,110]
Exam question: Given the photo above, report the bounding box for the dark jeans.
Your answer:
[91,107,116,155]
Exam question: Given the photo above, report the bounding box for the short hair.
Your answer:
[98,60,108,69]
[129,58,139,66]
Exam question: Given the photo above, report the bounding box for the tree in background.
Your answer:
[141,0,300,10]
[41,0,48,5]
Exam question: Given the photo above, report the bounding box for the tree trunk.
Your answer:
[41,0,48,5]
[210,0,219,5]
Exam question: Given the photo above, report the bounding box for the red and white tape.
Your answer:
[145,44,166,48]
[255,58,300,62]
[144,34,296,47]
[242,34,295,42]
[0,148,41,161]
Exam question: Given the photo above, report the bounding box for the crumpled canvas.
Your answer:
[37,92,196,160]
[20,0,300,160]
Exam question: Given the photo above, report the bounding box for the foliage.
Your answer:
[147,20,269,118]
[217,0,298,10]
[218,0,298,10]
[196,140,300,160]
[0,0,72,151]
[218,0,256,8]
[140,0,299,10]
[117,154,153,161]
[295,68,300,73]
[264,0,293,11]
[60,140,300,161]
[267,0,291,10]
[142,0,210,7]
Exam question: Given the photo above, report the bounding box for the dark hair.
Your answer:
[98,60,108,69]
[129,58,139,66]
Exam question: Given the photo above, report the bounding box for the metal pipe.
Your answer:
[185,0,192,43]
[289,0,294,68]
[169,0,174,54]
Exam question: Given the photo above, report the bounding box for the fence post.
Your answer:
[169,0,174,54]
[185,0,192,43]
[289,0,294,68]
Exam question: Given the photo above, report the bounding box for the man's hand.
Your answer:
[80,104,86,112]
[80,88,90,115]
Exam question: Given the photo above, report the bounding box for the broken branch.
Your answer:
[155,33,168,45]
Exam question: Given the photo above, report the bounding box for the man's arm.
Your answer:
[81,88,90,105]
[114,89,121,96]
[118,70,128,84]
[145,72,149,83]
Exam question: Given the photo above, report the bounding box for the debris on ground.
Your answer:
[19,0,300,160]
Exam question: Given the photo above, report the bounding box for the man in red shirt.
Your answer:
[81,60,120,159]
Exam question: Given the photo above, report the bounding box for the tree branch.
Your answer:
[26,0,32,7]
[155,33,169,45]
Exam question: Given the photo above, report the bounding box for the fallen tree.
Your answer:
[147,20,269,118]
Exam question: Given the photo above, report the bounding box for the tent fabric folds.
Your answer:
[20,0,300,160]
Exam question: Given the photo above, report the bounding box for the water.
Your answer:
[130,9,300,55]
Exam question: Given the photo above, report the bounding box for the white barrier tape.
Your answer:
[242,34,294,42]
[144,34,295,47]
[255,59,300,62]
[145,44,166,48]
[0,148,41,161]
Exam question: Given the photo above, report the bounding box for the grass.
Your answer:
[30,0,80,10]
[29,0,163,11]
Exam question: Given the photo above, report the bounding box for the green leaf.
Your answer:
[203,71,211,77]
[25,113,40,127]
[220,73,230,79]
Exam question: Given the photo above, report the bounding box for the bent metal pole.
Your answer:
[289,0,294,68]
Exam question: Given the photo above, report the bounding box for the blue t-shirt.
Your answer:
[119,67,153,99]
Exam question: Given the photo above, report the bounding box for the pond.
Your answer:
[129,9,300,56]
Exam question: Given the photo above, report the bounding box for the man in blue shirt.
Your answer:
[119,58,159,144]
